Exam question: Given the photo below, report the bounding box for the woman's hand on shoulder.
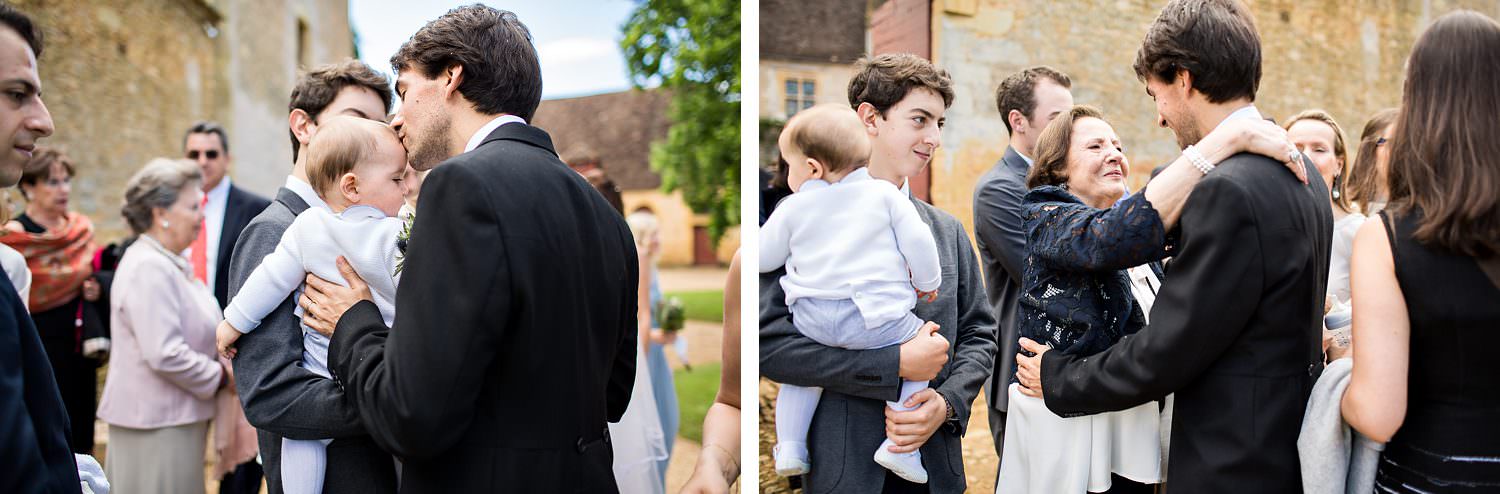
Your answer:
[1208,118,1307,183]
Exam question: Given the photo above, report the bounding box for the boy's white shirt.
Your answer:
[224,204,403,335]
[759,167,942,329]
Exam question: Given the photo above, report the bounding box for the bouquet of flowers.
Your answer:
[656,296,686,333]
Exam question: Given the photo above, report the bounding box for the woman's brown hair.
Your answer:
[1026,105,1105,189]
[1284,109,1351,213]
[1386,10,1500,257]
[19,146,75,201]
[1344,108,1398,214]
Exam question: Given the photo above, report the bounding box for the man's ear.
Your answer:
[339,172,360,204]
[441,64,465,101]
[1175,68,1195,99]
[1008,109,1028,135]
[856,102,881,137]
[289,109,316,146]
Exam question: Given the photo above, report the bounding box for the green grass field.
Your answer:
[674,362,722,444]
[663,289,724,322]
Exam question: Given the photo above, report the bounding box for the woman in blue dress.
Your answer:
[628,208,679,483]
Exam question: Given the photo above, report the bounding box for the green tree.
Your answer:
[621,0,740,244]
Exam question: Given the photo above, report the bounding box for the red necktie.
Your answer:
[191,195,208,285]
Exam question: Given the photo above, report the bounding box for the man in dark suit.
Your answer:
[970,66,1072,463]
[182,121,271,309]
[1015,1,1332,492]
[182,121,270,493]
[0,5,77,491]
[297,6,637,491]
[227,60,397,494]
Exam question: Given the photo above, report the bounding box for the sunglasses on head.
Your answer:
[187,150,220,160]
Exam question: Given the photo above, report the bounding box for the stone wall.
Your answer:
[925,0,1500,238]
[11,0,352,242]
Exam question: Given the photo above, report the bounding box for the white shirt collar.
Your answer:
[1213,104,1263,132]
[339,204,389,220]
[284,175,330,211]
[800,167,874,193]
[464,115,527,153]
[1016,150,1035,167]
[207,176,232,205]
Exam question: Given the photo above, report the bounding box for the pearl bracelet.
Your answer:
[1182,144,1218,174]
[1184,145,1214,175]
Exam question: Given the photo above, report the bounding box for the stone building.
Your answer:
[871,0,1500,236]
[12,0,355,241]
[531,89,740,266]
[760,0,867,122]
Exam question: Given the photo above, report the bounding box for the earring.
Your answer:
[161,220,170,228]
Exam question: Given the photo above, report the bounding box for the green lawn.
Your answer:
[663,289,724,322]
[674,362,722,444]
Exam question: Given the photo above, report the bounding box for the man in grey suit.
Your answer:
[761,53,996,493]
[226,60,396,494]
[971,66,1073,461]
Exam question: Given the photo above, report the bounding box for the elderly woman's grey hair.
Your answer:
[121,158,202,235]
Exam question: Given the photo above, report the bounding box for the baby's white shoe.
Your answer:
[873,439,928,484]
[773,441,811,477]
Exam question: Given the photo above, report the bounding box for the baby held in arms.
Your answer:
[216,115,412,492]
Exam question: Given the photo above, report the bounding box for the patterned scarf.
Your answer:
[0,212,97,312]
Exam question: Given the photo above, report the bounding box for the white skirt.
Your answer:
[996,383,1164,493]
[609,346,669,494]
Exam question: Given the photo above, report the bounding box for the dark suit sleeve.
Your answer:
[329,163,510,460]
[230,217,366,440]
[973,175,1028,286]
[607,243,640,422]
[1041,175,1263,415]
[758,269,902,403]
[933,229,998,435]
[0,284,79,492]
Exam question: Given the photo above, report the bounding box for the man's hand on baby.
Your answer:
[915,288,938,303]
[215,321,241,359]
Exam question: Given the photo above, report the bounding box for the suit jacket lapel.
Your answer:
[274,186,310,216]
[1001,146,1030,179]
[217,185,245,265]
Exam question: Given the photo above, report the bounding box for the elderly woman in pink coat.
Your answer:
[96,158,255,493]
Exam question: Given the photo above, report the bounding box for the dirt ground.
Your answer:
[758,382,1000,493]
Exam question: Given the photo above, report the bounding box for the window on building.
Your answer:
[784,77,816,116]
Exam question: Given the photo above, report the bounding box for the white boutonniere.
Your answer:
[394,210,414,276]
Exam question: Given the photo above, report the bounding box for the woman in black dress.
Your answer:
[1340,10,1500,493]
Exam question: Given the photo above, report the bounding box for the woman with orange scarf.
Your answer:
[1,147,108,455]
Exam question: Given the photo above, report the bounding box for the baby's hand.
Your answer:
[916,288,938,303]
[216,321,241,359]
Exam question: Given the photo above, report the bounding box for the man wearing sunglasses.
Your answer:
[182,121,271,311]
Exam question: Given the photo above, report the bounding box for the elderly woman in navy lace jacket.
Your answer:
[994,105,1306,494]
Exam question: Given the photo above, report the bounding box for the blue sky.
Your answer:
[349,0,639,101]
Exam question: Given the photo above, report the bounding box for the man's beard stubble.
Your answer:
[1171,111,1204,151]
[408,113,453,170]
